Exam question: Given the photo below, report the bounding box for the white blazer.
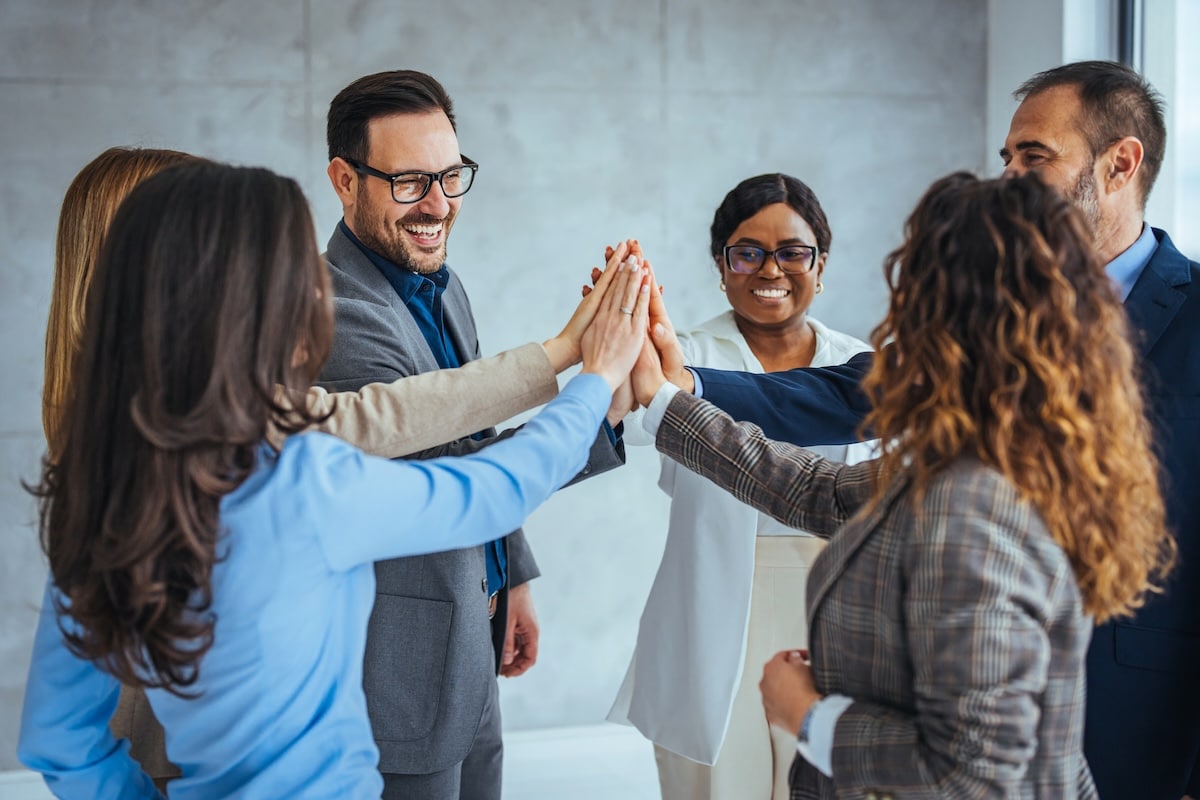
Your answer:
[608,312,875,764]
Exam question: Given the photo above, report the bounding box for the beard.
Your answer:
[351,186,454,275]
[1067,162,1102,234]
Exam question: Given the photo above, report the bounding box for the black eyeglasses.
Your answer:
[344,156,479,204]
[723,244,819,275]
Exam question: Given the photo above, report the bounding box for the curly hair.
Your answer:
[861,171,1173,623]
[32,162,333,693]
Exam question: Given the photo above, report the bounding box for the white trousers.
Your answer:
[654,535,826,800]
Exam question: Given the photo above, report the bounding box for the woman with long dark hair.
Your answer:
[18,161,649,798]
[44,146,627,788]
[631,172,1174,797]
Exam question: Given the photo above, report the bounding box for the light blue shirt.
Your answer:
[1107,223,1157,302]
[18,375,609,800]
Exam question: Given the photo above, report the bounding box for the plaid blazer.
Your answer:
[657,391,1098,799]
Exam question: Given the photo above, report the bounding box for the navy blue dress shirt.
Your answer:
[338,220,508,595]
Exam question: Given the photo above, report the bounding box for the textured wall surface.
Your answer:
[0,0,986,769]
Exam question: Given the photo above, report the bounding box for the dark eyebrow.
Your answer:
[1014,139,1053,153]
[1000,139,1054,161]
[732,237,815,248]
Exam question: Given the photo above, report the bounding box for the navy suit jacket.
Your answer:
[695,229,1200,800]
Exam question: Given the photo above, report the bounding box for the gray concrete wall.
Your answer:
[0,0,986,769]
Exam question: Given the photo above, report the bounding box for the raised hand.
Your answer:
[542,240,631,372]
[629,266,694,406]
[584,239,644,301]
[643,263,691,388]
[606,374,636,427]
[580,256,650,393]
[604,238,642,264]
[632,329,667,408]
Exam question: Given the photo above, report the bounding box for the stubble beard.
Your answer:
[1068,163,1103,236]
[351,190,451,275]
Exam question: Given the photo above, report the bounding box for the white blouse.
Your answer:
[609,312,876,764]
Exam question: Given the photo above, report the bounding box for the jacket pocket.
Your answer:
[363,594,453,742]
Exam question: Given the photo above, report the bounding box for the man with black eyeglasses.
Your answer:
[317,70,627,800]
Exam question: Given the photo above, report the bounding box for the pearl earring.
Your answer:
[719,280,727,292]
[814,281,824,295]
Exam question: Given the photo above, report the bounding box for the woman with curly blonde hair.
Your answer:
[631,171,1173,798]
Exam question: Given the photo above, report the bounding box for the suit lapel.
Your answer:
[807,472,909,627]
[325,227,441,372]
[326,228,406,315]
[441,275,480,365]
[1123,230,1191,357]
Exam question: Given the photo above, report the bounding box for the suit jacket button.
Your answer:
[582,465,592,475]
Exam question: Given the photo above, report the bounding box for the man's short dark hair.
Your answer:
[1015,60,1166,209]
[326,70,456,163]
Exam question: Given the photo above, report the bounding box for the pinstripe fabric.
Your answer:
[657,391,1098,799]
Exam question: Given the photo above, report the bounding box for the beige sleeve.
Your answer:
[304,342,558,458]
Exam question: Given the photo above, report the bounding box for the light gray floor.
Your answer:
[503,723,660,799]
[0,722,660,800]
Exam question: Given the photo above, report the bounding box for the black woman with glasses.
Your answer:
[608,174,876,800]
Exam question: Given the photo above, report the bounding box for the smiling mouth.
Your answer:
[401,221,445,246]
[752,288,791,299]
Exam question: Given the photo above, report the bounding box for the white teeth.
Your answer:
[752,289,790,298]
[403,223,443,236]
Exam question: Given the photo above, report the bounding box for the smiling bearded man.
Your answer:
[315,70,627,800]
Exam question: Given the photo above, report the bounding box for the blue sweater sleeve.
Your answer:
[302,373,612,571]
[18,582,164,800]
[693,351,874,446]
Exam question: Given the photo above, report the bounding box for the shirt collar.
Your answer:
[337,219,451,303]
[1105,223,1157,302]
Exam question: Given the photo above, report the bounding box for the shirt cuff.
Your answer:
[796,693,854,778]
[601,418,623,445]
[640,382,682,438]
[688,367,704,397]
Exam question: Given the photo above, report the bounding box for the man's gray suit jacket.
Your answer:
[318,226,623,776]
